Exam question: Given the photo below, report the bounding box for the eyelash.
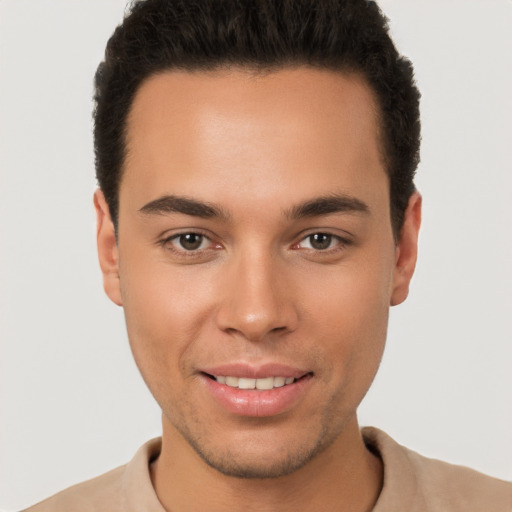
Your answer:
[159,231,220,258]
[292,232,350,254]
[159,231,351,258]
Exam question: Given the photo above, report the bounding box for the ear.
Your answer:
[94,189,123,306]
[390,191,422,306]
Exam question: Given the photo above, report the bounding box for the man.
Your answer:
[20,0,511,511]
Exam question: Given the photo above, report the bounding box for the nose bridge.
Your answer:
[216,244,296,341]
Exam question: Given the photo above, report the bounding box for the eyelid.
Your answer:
[169,233,210,251]
[157,228,352,255]
[296,228,352,243]
[291,230,353,254]
[158,229,223,253]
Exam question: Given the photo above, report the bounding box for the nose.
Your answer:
[215,250,298,342]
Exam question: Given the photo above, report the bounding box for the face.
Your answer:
[96,67,420,478]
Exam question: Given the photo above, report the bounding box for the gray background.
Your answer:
[1,1,511,510]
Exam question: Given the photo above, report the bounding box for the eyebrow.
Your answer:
[138,193,369,221]
[139,195,230,220]
[285,194,369,219]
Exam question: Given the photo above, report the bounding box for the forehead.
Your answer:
[126,67,381,153]
[122,67,387,214]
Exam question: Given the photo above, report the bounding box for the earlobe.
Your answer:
[390,191,422,306]
[94,189,123,306]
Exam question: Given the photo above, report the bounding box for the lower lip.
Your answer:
[201,374,312,417]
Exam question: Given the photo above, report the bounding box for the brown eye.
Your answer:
[176,233,206,251]
[307,233,333,250]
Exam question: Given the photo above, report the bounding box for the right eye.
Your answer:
[167,233,211,251]
[298,233,338,251]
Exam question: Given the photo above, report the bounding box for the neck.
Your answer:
[151,415,383,512]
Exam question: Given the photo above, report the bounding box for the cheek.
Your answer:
[118,254,218,381]
[300,248,394,383]
[315,284,389,378]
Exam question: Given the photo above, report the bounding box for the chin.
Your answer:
[198,446,321,479]
[181,422,335,479]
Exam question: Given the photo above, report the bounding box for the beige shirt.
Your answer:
[23,427,512,511]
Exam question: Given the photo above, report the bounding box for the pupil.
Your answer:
[180,233,203,250]
[311,233,331,250]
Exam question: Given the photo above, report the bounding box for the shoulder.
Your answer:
[21,438,164,512]
[21,465,126,512]
[406,444,511,511]
[363,427,512,512]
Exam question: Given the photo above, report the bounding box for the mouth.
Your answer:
[200,369,313,417]
[203,373,309,390]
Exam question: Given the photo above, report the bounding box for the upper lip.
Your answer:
[200,363,311,379]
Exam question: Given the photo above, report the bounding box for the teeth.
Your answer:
[225,376,238,387]
[273,376,285,388]
[256,377,274,390]
[215,375,296,389]
[238,378,256,389]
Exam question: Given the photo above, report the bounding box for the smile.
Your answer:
[202,371,313,417]
[215,375,295,389]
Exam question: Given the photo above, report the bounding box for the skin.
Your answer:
[95,67,421,512]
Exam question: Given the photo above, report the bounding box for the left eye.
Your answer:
[169,233,210,251]
[298,233,339,250]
